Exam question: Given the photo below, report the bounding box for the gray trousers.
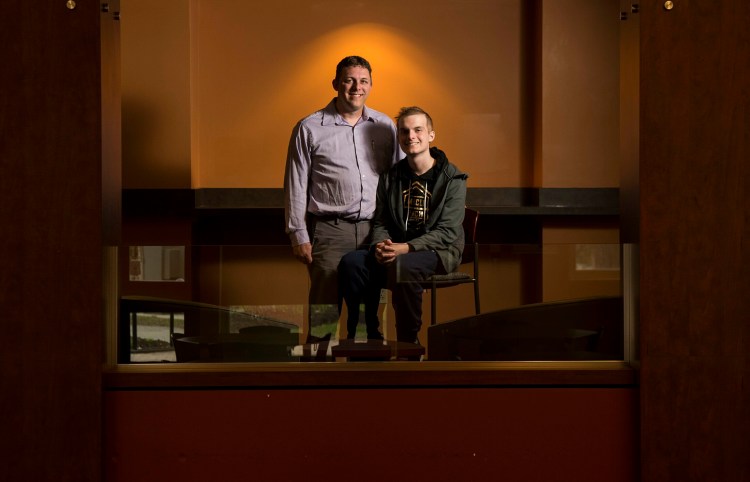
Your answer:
[306,216,372,331]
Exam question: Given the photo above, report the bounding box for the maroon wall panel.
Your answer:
[105,387,637,482]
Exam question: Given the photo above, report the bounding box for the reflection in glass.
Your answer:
[128,311,184,362]
[118,244,624,364]
[575,244,620,271]
[129,246,185,281]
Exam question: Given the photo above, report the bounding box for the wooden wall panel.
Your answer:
[639,1,750,480]
[0,3,119,481]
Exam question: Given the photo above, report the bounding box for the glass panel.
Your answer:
[129,311,184,362]
[117,243,625,364]
[575,244,620,271]
[129,246,185,282]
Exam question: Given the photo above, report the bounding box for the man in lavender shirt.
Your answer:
[284,56,401,341]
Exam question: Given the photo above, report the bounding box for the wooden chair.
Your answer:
[421,207,480,326]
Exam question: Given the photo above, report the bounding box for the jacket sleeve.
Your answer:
[407,174,467,252]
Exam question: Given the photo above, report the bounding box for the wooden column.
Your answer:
[639,1,750,480]
[0,3,120,481]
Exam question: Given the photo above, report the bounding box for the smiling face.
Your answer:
[332,65,372,115]
[398,113,435,158]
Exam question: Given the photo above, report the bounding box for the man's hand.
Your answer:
[375,239,409,265]
[292,242,313,264]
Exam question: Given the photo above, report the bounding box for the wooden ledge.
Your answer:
[103,360,637,390]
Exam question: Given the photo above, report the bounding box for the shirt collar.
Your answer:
[322,98,375,126]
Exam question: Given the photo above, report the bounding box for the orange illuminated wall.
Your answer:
[540,0,620,187]
[121,0,192,188]
[121,0,619,190]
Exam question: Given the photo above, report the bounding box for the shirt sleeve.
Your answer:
[284,122,311,246]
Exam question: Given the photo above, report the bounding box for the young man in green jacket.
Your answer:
[338,106,468,343]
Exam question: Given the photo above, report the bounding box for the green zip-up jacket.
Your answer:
[371,146,468,273]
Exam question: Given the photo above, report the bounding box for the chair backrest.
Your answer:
[461,207,479,264]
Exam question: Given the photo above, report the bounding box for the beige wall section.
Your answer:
[540,0,620,187]
[121,0,192,188]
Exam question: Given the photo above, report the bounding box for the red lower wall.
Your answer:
[104,387,637,482]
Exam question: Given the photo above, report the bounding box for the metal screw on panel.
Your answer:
[632,4,639,13]
[102,3,110,12]
[664,1,674,10]
[66,0,76,9]
[620,11,628,20]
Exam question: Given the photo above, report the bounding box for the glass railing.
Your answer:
[114,243,631,364]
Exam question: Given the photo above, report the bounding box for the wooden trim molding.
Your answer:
[103,361,636,390]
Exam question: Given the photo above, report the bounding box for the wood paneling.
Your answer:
[0,3,120,481]
[639,1,750,480]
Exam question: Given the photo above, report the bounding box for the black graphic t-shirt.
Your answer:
[402,166,437,239]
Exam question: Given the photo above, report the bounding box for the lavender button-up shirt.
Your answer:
[284,99,401,246]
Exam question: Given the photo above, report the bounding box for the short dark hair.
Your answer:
[396,106,434,130]
[335,56,373,82]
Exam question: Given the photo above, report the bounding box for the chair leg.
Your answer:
[473,243,480,315]
[474,281,480,315]
[430,283,437,326]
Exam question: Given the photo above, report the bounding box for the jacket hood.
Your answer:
[395,146,468,181]
[432,146,468,181]
[430,146,449,170]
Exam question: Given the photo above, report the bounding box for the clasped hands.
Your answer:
[374,239,410,264]
[293,239,409,265]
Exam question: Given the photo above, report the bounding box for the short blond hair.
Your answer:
[396,106,433,130]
